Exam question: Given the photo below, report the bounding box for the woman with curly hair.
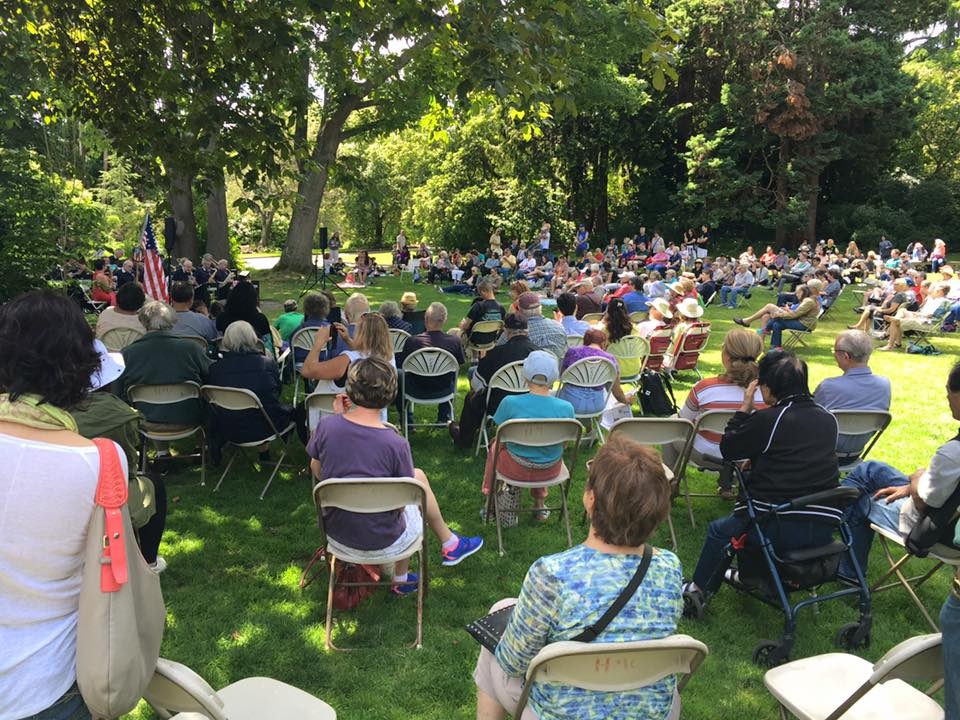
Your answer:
[0,292,134,720]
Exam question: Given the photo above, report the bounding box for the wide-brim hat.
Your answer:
[648,297,673,319]
[90,339,125,390]
[676,297,704,319]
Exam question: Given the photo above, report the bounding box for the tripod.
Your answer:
[299,250,348,298]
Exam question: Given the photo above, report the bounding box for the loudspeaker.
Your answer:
[163,217,177,253]
[318,226,329,251]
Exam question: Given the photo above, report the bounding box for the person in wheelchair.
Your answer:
[682,350,840,617]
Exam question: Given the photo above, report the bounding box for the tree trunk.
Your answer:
[259,208,275,248]
[774,139,790,249]
[166,162,199,261]
[278,98,360,272]
[804,174,819,244]
[204,170,230,260]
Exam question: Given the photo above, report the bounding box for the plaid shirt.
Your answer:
[496,314,566,361]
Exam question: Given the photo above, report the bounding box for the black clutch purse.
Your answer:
[464,603,515,654]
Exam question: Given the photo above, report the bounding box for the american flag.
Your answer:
[140,213,169,302]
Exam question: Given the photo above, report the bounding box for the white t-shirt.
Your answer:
[95,307,144,338]
[309,351,397,425]
[0,434,127,718]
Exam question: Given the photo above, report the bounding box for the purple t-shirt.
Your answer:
[306,413,415,550]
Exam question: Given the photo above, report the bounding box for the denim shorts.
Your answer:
[19,683,91,720]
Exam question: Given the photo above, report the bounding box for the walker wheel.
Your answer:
[835,622,870,650]
[752,639,789,668]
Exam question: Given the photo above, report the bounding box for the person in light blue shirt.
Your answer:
[620,275,652,314]
[813,329,892,456]
[554,292,590,336]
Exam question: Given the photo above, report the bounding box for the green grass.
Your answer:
[131,269,960,719]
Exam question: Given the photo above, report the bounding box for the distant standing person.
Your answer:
[489,227,503,255]
[575,224,589,255]
[329,230,342,266]
[396,229,407,249]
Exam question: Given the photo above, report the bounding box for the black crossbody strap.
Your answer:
[571,544,653,643]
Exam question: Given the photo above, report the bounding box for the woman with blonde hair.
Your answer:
[664,329,766,499]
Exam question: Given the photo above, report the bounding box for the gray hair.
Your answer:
[424,302,448,327]
[221,320,260,353]
[138,301,177,332]
[302,292,329,320]
[835,329,873,363]
[518,305,542,320]
[344,292,370,324]
[477,278,495,295]
[379,300,402,320]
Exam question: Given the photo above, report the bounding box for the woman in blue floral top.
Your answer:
[473,435,683,720]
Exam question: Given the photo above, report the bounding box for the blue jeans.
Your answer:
[945,301,960,326]
[720,286,749,307]
[838,461,908,578]
[21,683,90,720]
[942,592,960,718]
[767,318,807,347]
[692,512,833,593]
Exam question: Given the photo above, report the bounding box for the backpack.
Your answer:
[639,370,678,417]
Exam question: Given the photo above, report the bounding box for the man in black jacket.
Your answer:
[683,350,839,616]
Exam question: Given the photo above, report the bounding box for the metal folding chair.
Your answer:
[127,381,206,485]
[580,312,604,324]
[684,409,739,520]
[389,327,410,357]
[100,326,145,352]
[831,410,892,474]
[401,348,460,438]
[641,328,674,373]
[290,327,319,404]
[465,319,504,359]
[475,360,529,456]
[305,390,339,436]
[607,335,650,387]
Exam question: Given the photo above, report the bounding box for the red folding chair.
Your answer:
[642,328,675,372]
[665,322,712,379]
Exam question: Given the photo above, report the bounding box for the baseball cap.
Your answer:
[517,292,541,310]
[90,339,125,391]
[504,313,528,331]
[523,350,559,387]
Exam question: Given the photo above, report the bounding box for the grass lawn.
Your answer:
[130,267,960,719]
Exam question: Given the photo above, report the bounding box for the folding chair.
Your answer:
[684,409,739,513]
[78,280,107,315]
[764,633,943,720]
[565,334,584,348]
[389,327,411,357]
[608,417,696,547]
[305,390,339,436]
[515,635,708,720]
[641,328,674,373]
[904,310,950,353]
[663,322,711,378]
[629,311,647,323]
[127,381,205,485]
[607,335,650,387]
[201,385,297,499]
[475,360,529,456]
[144,657,337,719]
[177,334,212,354]
[312,477,427,649]
[100,326,144,352]
[399,257,417,282]
[782,310,823,350]
[290,327,319,404]
[486,418,582,555]
[558,357,618,445]
[580,312,604,324]
[465,319,504,358]
[831,410,892,474]
[401,348,460,438]
[869,522,960,632]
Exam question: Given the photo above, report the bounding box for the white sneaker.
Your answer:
[149,556,168,574]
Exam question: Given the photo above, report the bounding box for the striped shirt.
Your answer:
[680,377,766,456]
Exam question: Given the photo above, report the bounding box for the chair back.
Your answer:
[516,636,708,718]
[606,335,649,380]
[390,328,411,355]
[128,381,201,408]
[201,385,281,439]
[305,391,339,435]
[487,360,529,397]
[692,409,738,438]
[629,311,647,323]
[100,326,144,352]
[402,347,460,379]
[566,334,584,348]
[581,313,604,324]
[402,310,426,334]
[467,320,504,351]
[869,633,943,686]
[643,328,675,372]
[559,357,618,390]
[178,335,211,353]
[832,409,891,462]
[494,418,583,450]
[144,658,228,720]
[291,327,319,359]
[609,417,695,476]
[313,477,425,515]
[671,322,711,371]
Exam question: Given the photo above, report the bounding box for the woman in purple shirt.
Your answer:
[557,329,635,414]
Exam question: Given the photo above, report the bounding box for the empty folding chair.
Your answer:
[515,636,708,720]
[764,632,943,720]
[201,385,297,499]
[486,418,582,555]
[313,477,427,649]
[144,657,337,719]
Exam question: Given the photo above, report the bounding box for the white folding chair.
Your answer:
[401,348,460,438]
[558,357,619,444]
[607,335,650,387]
[831,410,892,473]
[78,279,107,314]
[629,311,647,323]
[177,334,212,354]
[608,417,697,547]
[764,632,943,720]
[201,385,297,499]
[486,418,582,555]
[565,334,584,348]
[515,635,709,720]
[305,391,339,436]
[389,327,411,357]
[684,409,739,516]
[290,327,319,404]
[127,381,205,485]
[144,657,337,719]
[100,326,144,352]
[475,360,529,456]
[399,257,417,282]
[580,312,604,324]
[313,477,427,649]
[466,319,505,358]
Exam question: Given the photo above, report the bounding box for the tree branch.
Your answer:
[341,118,391,140]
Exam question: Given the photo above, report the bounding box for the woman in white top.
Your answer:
[0,291,128,720]
[301,312,396,421]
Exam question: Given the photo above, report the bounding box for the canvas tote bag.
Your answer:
[76,439,166,718]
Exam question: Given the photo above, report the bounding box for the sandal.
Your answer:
[533,508,551,522]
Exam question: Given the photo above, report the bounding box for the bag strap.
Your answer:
[92,438,130,593]
[660,372,678,411]
[571,544,653,643]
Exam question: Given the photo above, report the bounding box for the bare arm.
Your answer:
[300,325,351,380]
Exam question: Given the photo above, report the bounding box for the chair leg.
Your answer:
[494,483,505,556]
[325,555,338,651]
[403,400,411,440]
[213,447,238,492]
[200,435,206,487]
[259,448,287,500]
[293,374,300,405]
[682,473,696,528]
[871,536,941,632]
[666,511,678,552]
[560,486,572,548]
[414,548,425,650]
[139,436,149,474]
